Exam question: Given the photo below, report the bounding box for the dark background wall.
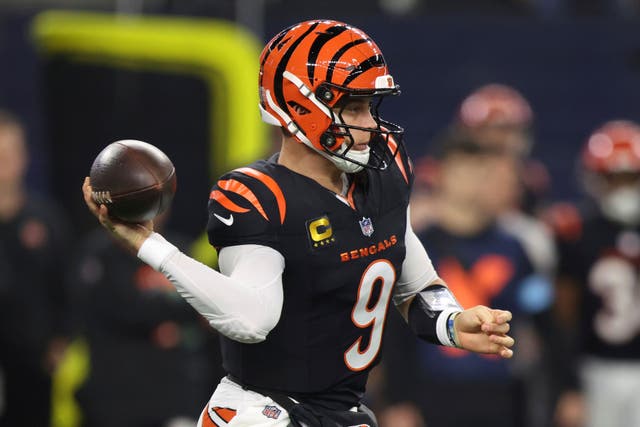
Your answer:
[1,2,639,237]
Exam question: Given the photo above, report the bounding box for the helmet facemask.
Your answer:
[580,120,640,225]
[316,85,404,173]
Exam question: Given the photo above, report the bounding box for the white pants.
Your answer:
[581,358,640,427]
[197,377,291,426]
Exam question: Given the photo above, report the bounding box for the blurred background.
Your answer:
[2,0,638,238]
[1,1,640,427]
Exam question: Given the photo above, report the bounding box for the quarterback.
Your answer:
[83,19,514,427]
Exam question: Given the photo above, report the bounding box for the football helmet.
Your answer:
[581,120,640,225]
[458,83,533,129]
[582,120,640,174]
[258,20,404,173]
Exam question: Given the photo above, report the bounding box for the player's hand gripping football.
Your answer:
[454,306,514,358]
[82,177,153,253]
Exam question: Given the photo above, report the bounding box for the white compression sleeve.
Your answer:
[138,233,285,343]
[393,207,441,305]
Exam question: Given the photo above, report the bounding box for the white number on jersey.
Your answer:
[589,256,640,344]
[344,259,396,371]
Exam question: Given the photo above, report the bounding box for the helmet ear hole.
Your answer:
[316,85,335,103]
[321,132,338,150]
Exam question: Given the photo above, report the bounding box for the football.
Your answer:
[89,139,177,223]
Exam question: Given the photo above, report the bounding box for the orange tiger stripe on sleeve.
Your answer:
[217,179,269,220]
[209,190,250,213]
[235,167,287,224]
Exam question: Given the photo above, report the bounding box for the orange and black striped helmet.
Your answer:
[258,19,404,172]
[580,120,640,225]
[582,120,640,174]
[458,83,533,130]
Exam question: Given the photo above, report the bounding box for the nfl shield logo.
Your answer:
[262,405,281,419]
[359,217,374,237]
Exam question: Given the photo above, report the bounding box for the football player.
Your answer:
[553,120,640,427]
[455,83,556,277]
[82,20,514,427]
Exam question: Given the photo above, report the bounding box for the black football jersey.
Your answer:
[207,150,413,408]
[558,211,640,359]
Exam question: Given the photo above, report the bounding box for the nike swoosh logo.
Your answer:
[214,213,234,226]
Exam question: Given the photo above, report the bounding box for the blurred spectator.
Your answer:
[454,83,559,426]
[412,83,556,277]
[0,109,74,426]
[68,213,225,427]
[455,83,556,274]
[381,134,553,427]
[550,120,640,427]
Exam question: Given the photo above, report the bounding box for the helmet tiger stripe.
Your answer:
[258,19,404,173]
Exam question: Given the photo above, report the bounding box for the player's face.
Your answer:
[601,172,640,190]
[333,97,377,150]
[481,153,522,214]
[439,151,505,215]
[594,172,640,225]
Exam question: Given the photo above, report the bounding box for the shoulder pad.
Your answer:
[207,164,286,248]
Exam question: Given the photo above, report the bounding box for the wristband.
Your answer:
[446,311,461,348]
[436,308,461,347]
[408,284,463,347]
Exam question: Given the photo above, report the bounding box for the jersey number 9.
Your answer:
[344,259,396,371]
